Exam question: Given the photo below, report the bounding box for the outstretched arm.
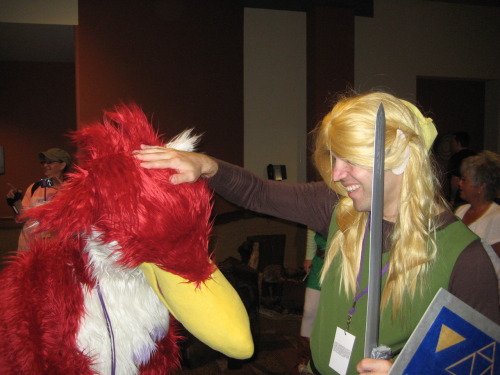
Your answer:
[134,145,218,184]
[134,145,337,237]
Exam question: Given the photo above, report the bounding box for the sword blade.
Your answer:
[364,103,386,358]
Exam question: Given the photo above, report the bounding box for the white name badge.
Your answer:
[329,327,355,375]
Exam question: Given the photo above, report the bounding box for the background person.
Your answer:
[455,149,500,294]
[6,148,72,251]
[455,150,500,256]
[134,91,499,375]
[295,229,326,375]
[447,131,476,208]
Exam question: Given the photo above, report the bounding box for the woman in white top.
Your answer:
[455,150,500,256]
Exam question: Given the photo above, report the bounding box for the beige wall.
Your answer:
[355,0,500,151]
[242,8,308,268]
[244,8,307,183]
[0,0,77,24]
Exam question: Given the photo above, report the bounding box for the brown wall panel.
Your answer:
[76,0,244,215]
[75,0,244,168]
[0,61,76,218]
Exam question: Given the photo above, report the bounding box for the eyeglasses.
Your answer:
[40,160,62,165]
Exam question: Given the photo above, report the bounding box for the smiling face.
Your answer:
[332,156,403,222]
[41,159,66,179]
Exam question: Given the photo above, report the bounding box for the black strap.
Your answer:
[31,180,42,195]
[31,178,54,195]
[309,357,322,375]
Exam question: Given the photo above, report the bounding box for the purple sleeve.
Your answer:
[449,239,500,324]
[207,159,338,238]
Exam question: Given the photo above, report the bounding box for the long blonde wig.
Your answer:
[313,91,443,317]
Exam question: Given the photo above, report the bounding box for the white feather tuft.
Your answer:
[165,128,201,152]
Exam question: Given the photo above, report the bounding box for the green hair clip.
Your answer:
[400,100,437,150]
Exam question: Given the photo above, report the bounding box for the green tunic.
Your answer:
[307,233,327,291]
[309,214,478,375]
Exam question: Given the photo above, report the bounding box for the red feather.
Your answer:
[0,103,215,374]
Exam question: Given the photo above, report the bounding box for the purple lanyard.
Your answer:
[97,283,116,375]
[346,215,389,332]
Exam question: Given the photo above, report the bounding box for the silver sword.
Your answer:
[364,103,388,359]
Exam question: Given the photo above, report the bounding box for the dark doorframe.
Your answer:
[416,77,485,197]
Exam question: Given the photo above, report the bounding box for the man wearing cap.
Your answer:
[6,148,72,251]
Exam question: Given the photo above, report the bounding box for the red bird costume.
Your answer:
[0,104,253,374]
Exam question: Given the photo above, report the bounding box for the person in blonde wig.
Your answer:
[134,91,499,375]
[314,92,443,315]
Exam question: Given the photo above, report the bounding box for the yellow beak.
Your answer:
[139,263,254,359]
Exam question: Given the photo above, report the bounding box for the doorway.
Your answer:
[416,77,485,198]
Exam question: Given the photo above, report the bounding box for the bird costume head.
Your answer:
[0,103,252,374]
